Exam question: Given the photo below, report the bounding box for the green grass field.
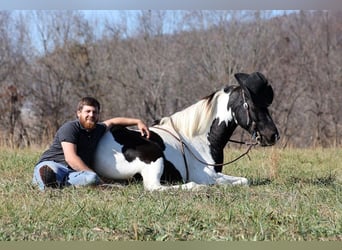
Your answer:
[0,147,341,241]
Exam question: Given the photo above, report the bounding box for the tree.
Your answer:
[1,10,341,148]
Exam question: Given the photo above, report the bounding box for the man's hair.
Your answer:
[77,97,101,111]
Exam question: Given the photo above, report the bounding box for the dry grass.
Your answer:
[0,146,341,241]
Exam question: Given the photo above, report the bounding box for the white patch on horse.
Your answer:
[215,91,233,126]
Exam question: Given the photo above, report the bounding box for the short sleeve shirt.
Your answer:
[38,120,107,168]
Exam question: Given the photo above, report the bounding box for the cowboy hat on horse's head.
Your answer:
[234,72,274,108]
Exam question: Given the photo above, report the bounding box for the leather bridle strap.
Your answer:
[241,89,261,141]
[241,89,251,126]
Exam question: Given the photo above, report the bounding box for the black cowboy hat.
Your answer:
[234,72,274,107]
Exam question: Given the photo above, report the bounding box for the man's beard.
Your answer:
[80,117,97,130]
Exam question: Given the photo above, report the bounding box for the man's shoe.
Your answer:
[39,165,58,188]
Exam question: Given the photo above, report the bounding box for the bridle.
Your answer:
[241,88,261,143]
[152,89,260,182]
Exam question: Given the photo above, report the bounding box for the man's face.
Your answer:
[77,105,99,131]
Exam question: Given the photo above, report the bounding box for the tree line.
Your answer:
[0,10,341,148]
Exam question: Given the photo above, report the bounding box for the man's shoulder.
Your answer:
[58,120,80,134]
[62,119,79,126]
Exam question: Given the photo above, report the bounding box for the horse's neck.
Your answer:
[168,98,214,139]
[169,92,237,167]
[168,90,237,142]
[208,91,238,150]
[208,117,237,171]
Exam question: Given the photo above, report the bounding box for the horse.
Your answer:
[93,72,279,191]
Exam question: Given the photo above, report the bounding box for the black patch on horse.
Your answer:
[111,126,182,183]
[111,127,163,163]
[160,159,183,184]
[207,118,237,172]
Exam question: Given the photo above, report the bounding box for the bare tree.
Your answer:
[1,10,341,148]
[0,11,32,147]
[27,11,101,141]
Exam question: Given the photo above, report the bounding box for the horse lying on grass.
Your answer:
[93,72,279,191]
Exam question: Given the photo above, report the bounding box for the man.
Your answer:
[32,97,150,190]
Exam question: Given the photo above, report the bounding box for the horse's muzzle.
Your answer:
[260,132,280,146]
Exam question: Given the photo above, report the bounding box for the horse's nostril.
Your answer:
[274,133,280,142]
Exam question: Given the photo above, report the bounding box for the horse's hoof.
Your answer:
[232,178,248,186]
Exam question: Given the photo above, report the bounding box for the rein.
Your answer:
[152,118,258,182]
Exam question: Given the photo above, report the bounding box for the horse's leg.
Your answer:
[140,158,206,191]
[139,158,165,191]
[215,172,248,186]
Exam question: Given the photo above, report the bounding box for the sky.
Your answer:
[1,0,339,10]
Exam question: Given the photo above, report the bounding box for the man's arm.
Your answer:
[61,141,94,172]
[102,117,150,138]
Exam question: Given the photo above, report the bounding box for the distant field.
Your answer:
[0,147,341,241]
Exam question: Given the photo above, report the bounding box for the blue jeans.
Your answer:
[32,161,100,191]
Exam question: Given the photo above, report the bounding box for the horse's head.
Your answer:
[227,72,279,146]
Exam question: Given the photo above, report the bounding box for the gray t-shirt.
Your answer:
[38,120,107,168]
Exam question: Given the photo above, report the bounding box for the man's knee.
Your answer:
[84,171,100,185]
[67,171,100,186]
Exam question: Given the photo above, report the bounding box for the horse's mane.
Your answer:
[158,90,220,138]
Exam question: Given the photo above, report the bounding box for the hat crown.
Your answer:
[234,72,274,107]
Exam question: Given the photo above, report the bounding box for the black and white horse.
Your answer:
[93,72,279,191]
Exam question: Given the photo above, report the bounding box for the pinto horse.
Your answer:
[93,72,279,191]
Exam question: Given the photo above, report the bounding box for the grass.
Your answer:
[0,147,341,241]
